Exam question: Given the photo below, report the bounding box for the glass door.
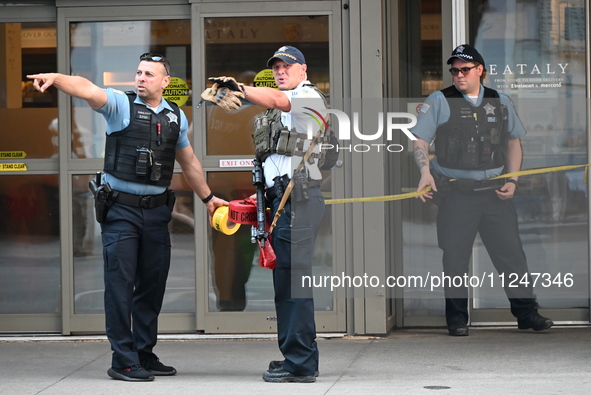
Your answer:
[400,0,447,328]
[194,2,344,333]
[0,19,61,332]
[401,0,589,327]
[60,5,195,333]
[469,0,589,325]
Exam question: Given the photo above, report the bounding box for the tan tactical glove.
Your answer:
[200,83,245,112]
[208,76,244,93]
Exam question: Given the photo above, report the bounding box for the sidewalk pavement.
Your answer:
[1,326,590,395]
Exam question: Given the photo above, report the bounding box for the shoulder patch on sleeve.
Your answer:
[417,103,430,114]
[113,89,125,96]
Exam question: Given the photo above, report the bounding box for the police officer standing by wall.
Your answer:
[28,53,226,381]
[203,46,326,382]
[412,44,553,336]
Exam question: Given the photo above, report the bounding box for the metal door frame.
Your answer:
[58,4,193,334]
[191,1,345,333]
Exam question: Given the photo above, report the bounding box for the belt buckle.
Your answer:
[139,196,151,208]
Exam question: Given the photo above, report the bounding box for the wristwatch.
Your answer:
[506,179,518,189]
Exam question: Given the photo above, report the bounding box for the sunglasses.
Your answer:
[449,65,478,76]
[140,53,170,75]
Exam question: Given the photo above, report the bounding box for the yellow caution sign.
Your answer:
[253,69,277,89]
[0,151,27,159]
[0,163,27,171]
[163,77,190,107]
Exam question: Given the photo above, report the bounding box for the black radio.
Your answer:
[136,146,152,177]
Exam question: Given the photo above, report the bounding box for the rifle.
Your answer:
[251,158,276,269]
[251,158,268,247]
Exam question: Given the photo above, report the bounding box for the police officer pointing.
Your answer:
[28,53,227,381]
[412,44,553,336]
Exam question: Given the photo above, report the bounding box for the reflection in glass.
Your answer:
[0,175,60,314]
[420,1,443,97]
[0,23,60,318]
[72,175,101,314]
[402,199,445,318]
[206,172,334,312]
[204,16,330,156]
[166,174,196,313]
[207,172,267,312]
[1,22,58,159]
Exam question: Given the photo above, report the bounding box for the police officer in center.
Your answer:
[412,44,553,336]
[28,53,226,381]
[207,46,326,382]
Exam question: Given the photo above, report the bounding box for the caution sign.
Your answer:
[163,77,190,107]
[0,151,27,159]
[0,163,27,171]
[253,69,277,89]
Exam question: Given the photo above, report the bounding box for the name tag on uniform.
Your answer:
[136,110,151,121]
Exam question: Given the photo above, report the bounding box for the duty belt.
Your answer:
[266,179,321,201]
[454,178,504,193]
[110,190,169,209]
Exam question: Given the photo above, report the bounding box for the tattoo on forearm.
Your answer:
[413,145,429,170]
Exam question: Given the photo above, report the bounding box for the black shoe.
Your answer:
[107,365,155,382]
[269,360,319,377]
[448,322,469,336]
[263,368,316,383]
[518,313,553,331]
[268,360,283,370]
[140,355,177,376]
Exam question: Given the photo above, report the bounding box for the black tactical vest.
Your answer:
[103,92,180,187]
[252,84,338,170]
[434,85,508,170]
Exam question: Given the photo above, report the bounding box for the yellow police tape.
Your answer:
[324,164,590,205]
[212,206,241,235]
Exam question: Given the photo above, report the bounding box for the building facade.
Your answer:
[0,0,588,335]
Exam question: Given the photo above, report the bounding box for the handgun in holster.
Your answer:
[88,172,112,224]
[166,190,176,212]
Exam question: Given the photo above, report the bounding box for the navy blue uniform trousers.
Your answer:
[436,187,538,326]
[101,201,172,369]
[269,186,324,377]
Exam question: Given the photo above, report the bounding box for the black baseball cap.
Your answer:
[267,46,306,67]
[446,44,485,68]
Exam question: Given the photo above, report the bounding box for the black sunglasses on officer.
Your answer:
[449,64,480,76]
